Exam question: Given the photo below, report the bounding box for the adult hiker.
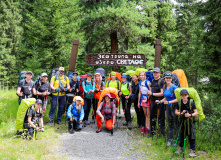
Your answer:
[82,73,95,125]
[131,74,145,129]
[23,99,44,138]
[159,72,178,146]
[49,67,70,126]
[138,71,151,135]
[69,71,80,95]
[119,74,132,130]
[17,71,36,105]
[92,72,105,123]
[96,93,116,133]
[35,73,51,115]
[67,96,84,134]
[105,71,121,91]
[175,89,198,157]
[147,67,165,138]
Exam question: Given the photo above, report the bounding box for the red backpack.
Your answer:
[80,74,87,98]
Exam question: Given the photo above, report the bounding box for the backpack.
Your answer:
[174,88,205,122]
[101,101,114,117]
[172,69,189,88]
[25,104,42,120]
[145,71,154,82]
[126,75,132,83]
[178,97,199,122]
[107,79,120,90]
[79,74,87,98]
[107,72,121,82]
[35,76,49,91]
[95,68,105,82]
[82,80,94,98]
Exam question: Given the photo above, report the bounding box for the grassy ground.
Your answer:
[0,90,64,160]
[130,113,221,160]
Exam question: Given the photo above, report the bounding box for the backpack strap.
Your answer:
[145,80,149,90]
[117,80,119,90]
[189,99,193,112]
[178,97,181,112]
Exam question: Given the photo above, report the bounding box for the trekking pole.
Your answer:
[165,104,169,148]
[183,118,187,159]
[119,95,121,115]
[54,90,59,127]
[172,117,183,157]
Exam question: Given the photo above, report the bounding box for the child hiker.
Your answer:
[175,89,198,157]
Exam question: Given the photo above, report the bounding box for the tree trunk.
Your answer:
[110,31,119,71]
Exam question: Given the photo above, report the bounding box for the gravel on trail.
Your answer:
[59,110,146,160]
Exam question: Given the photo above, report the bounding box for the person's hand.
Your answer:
[119,92,122,96]
[76,89,79,93]
[95,88,99,92]
[147,90,152,96]
[47,92,50,95]
[138,103,140,108]
[69,88,72,92]
[101,116,104,123]
[43,92,47,96]
[55,88,59,92]
[35,127,40,131]
[41,128,44,132]
[155,100,160,104]
[164,101,169,105]
[79,120,82,123]
[185,113,191,118]
[18,92,23,96]
[125,96,129,99]
[112,124,115,129]
[181,110,186,115]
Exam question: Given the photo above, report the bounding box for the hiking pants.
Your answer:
[134,98,145,127]
[96,114,113,130]
[179,120,196,150]
[122,95,132,122]
[92,98,99,120]
[166,104,178,139]
[150,100,165,134]
[83,98,93,121]
[49,95,65,122]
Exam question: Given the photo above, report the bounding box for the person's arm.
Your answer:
[112,103,116,129]
[96,102,104,122]
[66,78,70,90]
[175,109,186,116]
[66,104,73,119]
[92,82,95,92]
[164,98,178,104]
[79,106,84,123]
[138,90,141,108]
[28,116,40,131]
[40,117,44,131]
[16,87,23,96]
[82,81,87,94]
[102,82,105,90]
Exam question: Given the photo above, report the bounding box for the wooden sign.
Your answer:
[86,54,147,66]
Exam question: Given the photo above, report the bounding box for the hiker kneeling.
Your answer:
[67,96,84,134]
[175,89,198,157]
[23,99,44,138]
[96,94,116,133]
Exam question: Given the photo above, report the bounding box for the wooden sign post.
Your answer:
[69,39,79,73]
[154,39,161,68]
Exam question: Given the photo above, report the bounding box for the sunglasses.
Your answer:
[73,75,78,76]
[59,71,64,73]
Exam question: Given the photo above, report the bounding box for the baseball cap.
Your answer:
[36,99,42,104]
[41,72,48,77]
[180,89,189,95]
[153,67,161,73]
[59,67,65,71]
[75,96,82,101]
[73,71,78,75]
[165,73,172,78]
[87,73,92,77]
[110,71,116,76]
[26,71,33,75]
[122,74,127,78]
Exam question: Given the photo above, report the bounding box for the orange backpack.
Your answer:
[172,69,189,88]
[107,72,121,82]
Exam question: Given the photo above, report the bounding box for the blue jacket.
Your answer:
[67,103,84,120]
[83,80,95,99]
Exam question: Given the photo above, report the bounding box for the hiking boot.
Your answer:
[110,129,113,135]
[175,146,183,154]
[96,128,102,133]
[123,121,128,126]
[57,121,62,125]
[85,121,90,125]
[166,139,172,147]
[69,129,74,134]
[90,119,95,124]
[189,149,197,157]
[147,132,153,138]
[127,122,132,130]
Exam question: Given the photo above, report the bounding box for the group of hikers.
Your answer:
[16,66,199,157]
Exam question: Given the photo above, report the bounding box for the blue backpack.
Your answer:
[139,80,150,91]
[145,71,154,82]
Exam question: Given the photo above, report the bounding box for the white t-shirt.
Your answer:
[140,80,150,95]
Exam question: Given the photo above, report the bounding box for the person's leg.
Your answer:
[140,106,146,127]
[92,98,95,120]
[158,102,165,134]
[121,96,126,116]
[146,107,150,129]
[49,95,58,122]
[166,105,174,140]
[179,121,185,148]
[57,96,65,123]
[96,114,102,129]
[134,98,141,126]
[85,98,92,122]
[150,101,157,134]
[106,119,113,130]
[125,98,132,122]
[142,106,147,127]
[83,98,88,121]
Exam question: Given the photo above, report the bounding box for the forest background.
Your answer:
[0,0,220,152]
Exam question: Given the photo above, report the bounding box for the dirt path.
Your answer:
[59,110,146,160]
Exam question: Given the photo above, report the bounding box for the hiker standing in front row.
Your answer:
[105,71,121,91]
[147,67,165,138]
[175,89,198,157]
[49,67,70,126]
[17,71,36,105]
[82,73,95,125]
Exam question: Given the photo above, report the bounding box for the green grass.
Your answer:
[0,90,64,159]
[130,112,221,160]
